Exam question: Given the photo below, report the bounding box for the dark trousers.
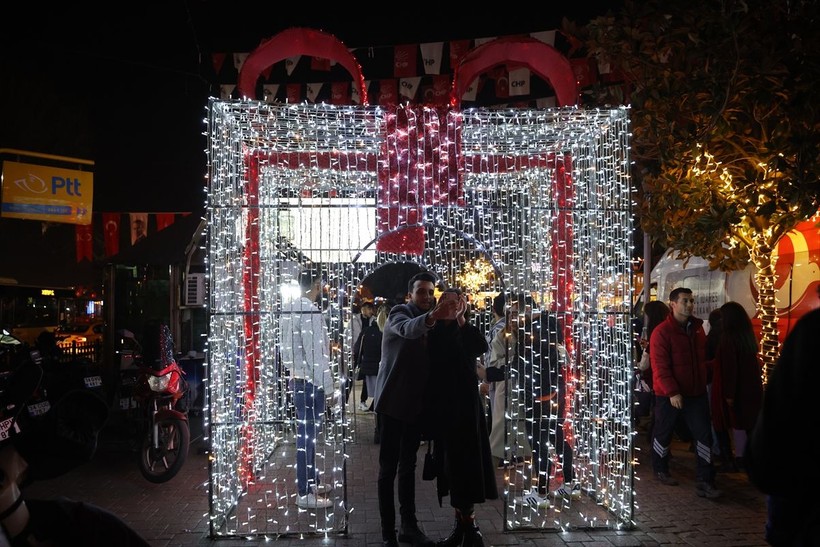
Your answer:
[377,413,422,537]
[652,393,715,483]
[524,401,573,493]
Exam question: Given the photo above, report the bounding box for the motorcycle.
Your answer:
[125,324,190,483]
[0,327,150,545]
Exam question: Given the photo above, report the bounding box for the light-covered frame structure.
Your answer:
[205,99,634,539]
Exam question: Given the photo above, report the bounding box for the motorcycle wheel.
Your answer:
[138,416,190,483]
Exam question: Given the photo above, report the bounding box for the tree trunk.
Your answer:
[750,240,779,385]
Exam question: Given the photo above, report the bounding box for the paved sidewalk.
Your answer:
[21,408,769,546]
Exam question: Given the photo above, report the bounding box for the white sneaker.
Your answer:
[296,491,332,509]
[358,401,369,411]
[553,483,582,500]
[313,483,332,495]
[520,491,550,509]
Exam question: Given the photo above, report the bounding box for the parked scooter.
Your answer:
[0,327,150,545]
[125,322,190,483]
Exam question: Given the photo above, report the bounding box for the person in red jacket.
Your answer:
[650,287,722,499]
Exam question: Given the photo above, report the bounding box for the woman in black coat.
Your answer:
[426,288,497,547]
[353,310,384,410]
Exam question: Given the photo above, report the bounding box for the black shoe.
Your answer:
[734,457,746,472]
[655,472,679,486]
[399,522,434,547]
[436,518,464,547]
[695,481,722,499]
[383,529,399,547]
[462,521,484,547]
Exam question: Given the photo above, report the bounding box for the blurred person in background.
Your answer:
[650,288,721,499]
[710,302,763,472]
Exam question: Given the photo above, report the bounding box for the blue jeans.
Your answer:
[291,379,326,496]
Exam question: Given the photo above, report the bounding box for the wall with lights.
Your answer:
[206,100,634,537]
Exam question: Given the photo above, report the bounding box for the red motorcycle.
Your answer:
[127,325,190,483]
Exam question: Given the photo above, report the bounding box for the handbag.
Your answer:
[422,441,436,481]
[638,350,650,372]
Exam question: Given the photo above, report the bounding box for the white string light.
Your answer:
[206,100,634,537]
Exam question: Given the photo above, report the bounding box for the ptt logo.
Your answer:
[14,173,82,196]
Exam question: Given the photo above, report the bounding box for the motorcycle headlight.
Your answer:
[147,372,173,392]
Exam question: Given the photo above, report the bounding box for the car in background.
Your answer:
[55,320,105,348]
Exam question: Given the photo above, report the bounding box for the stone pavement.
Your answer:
[21,405,769,546]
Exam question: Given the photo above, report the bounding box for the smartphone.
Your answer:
[438,292,459,320]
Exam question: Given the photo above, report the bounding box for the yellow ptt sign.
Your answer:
[1,160,94,225]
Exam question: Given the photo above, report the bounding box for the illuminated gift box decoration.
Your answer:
[206,27,634,539]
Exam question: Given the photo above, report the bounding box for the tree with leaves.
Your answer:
[565,0,820,380]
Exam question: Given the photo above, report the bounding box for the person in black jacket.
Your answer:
[373,272,457,547]
[511,296,578,509]
[427,288,497,547]
[353,304,385,415]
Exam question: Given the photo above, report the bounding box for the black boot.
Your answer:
[460,515,484,547]
[436,515,465,547]
[383,529,399,547]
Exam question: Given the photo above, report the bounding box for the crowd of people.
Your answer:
[276,264,816,546]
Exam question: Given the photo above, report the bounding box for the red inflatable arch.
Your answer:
[237,27,368,104]
[450,36,579,107]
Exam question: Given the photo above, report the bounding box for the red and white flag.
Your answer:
[393,44,416,78]
[331,81,350,104]
[103,212,120,257]
[75,224,93,262]
[156,213,175,232]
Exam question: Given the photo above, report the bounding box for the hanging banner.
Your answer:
[75,223,93,262]
[129,213,148,245]
[263,84,279,103]
[103,212,120,257]
[393,44,417,78]
[509,67,531,96]
[420,42,443,75]
[1,161,93,225]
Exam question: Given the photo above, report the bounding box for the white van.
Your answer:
[649,211,820,341]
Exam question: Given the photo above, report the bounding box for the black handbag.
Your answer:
[422,441,436,481]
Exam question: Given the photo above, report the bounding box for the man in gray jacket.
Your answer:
[373,271,457,547]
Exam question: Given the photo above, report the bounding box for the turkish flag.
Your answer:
[75,224,93,262]
[103,213,120,257]
[571,57,598,88]
[156,213,175,231]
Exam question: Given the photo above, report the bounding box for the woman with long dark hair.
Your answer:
[426,288,497,547]
[712,301,763,471]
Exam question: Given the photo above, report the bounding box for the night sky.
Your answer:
[1,2,620,213]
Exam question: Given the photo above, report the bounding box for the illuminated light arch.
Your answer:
[207,29,633,540]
